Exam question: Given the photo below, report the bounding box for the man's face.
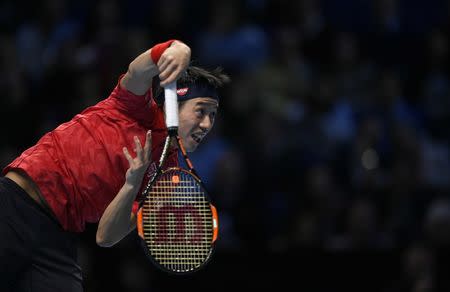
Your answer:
[178,97,218,152]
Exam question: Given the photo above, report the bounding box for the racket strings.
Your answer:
[142,169,213,272]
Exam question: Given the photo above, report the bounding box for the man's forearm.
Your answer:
[121,49,159,95]
[96,182,137,247]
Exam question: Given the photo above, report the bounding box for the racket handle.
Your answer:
[164,82,179,131]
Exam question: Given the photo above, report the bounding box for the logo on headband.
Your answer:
[177,87,189,96]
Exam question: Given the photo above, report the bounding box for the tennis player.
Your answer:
[0,39,230,291]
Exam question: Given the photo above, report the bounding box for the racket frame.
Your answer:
[136,82,219,274]
[137,165,219,274]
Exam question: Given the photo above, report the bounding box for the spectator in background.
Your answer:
[15,0,82,82]
[196,0,269,74]
[388,242,435,292]
[327,196,393,251]
[424,198,450,248]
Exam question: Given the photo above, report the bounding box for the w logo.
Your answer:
[153,204,204,244]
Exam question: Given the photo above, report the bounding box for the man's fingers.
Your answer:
[123,147,133,164]
[160,67,182,86]
[143,130,152,161]
[134,136,144,161]
[159,62,178,82]
[157,56,171,74]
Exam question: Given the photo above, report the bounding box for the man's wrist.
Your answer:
[150,39,178,64]
[123,180,139,193]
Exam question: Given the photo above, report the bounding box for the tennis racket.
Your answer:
[136,82,219,274]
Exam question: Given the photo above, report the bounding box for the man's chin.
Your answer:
[185,143,197,152]
[181,139,197,152]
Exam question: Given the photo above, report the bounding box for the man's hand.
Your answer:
[97,131,151,247]
[157,41,191,86]
[122,130,152,187]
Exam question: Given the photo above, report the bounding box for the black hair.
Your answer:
[152,65,231,105]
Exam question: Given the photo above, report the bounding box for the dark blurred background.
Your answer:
[1,0,450,291]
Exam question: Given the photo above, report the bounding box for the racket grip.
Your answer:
[164,82,179,130]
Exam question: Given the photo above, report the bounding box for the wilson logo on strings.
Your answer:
[152,204,204,243]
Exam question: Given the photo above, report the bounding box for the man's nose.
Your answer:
[199,115,212,131]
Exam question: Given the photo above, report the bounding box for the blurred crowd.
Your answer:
[1,0,450,291]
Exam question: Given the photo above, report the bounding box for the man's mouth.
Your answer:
[191,133,204,144]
